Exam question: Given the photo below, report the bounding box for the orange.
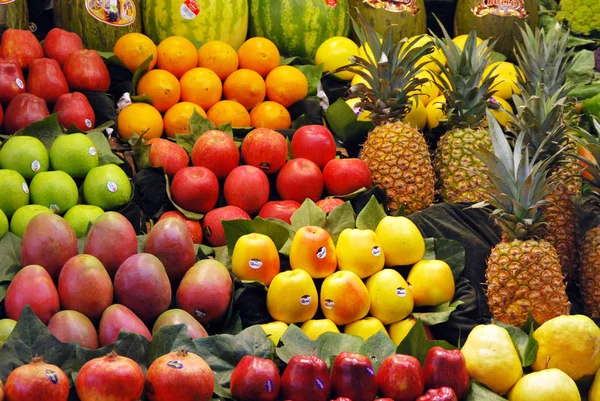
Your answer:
[113,33,158,73]
[207,100,251,128]
[163,102,207,138]
[179,67,223,111]
[198,40,239,81]
[223,69,266,110]
[250,101,291,130]
[117,103,163,140]
[237,37,281,78]
[266,65,309,107]
[136,69,181,113]
[156,36,198,79]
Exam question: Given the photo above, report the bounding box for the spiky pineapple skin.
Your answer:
[554,136,583,198]
[580,225,600,317]
[360,121,435,214]
[434,127,493,203]
[486,239,570,327]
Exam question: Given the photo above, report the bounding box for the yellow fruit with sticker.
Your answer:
[366,268,414,325]
[345,98,372,122]
[231,233,280,286]
[407,259,455,307]
[320,270,370,326]
[266,269,318,324]
[289,226,337,279]
[301,319,340,340]
[260,321,288,345]
[486,96,514,127]
[344,317,388,340]
[375,216,425,267]
[335,228,384,279]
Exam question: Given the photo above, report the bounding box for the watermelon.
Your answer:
[142,0,249,49]
[53,0,143,52]
[249,0,350,61]
[0,0,29,35]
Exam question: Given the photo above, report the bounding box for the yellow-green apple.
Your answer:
[230,356,281,401]
[323,158,372,196]
[267,269,318,323]
[191,130,239,180]
[377,354,425,401]
[202,205,250,247]
[331,352,378,401]
[300,319,340,340]
[224,165,270,215]
[281,355,331,401]
[291,125,337,170]
[289,225,337,278]
[335,228,385,278]
[231,233,280,285]
[320,270,370,325]
[242,128,288,174]
[276,158,323,203]
[344,317,389,340]
[170,166,219,213]
[407,260,455,306]
[258,200,301,224]
[366,268,414,324]
[375,216,425,267]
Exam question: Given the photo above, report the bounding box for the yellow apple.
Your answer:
[407,259,455,306]
[231,233,280,285]
[388,317,435,345]
[344,317,389,340]
[301,319,340,340]
[375,216,425,267]
[289,226,337,278]
[267,269,318,324]
[335,228,385,279]
[366,268,414,324]
[320,270,370,326]
[260,321,289,345]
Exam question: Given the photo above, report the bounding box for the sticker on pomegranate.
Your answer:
[46,369,59,384]
[89,147,97,156]
[249,258,263,270]
[316,246,327,259]
[107,181,118,193]
[86,0,136,27]
[167,360,184,369]
[31,160,41,172]
[472,0,528,18]
[180,0,200,20]
[15,78,24,89]
[22,182,29,194]
[325,0,338,8]
[362,0,420,15]
[300,295,312,306]
[0,0,16,4]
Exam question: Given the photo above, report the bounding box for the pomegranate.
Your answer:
[76,350,144,401]
[145,349,214,401]
[5,356,69,401]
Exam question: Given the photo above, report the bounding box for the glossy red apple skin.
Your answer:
[423,347,470,399]
[170,166,219,214]
[258,200,301,224]
[416,387,458,401]
[276,158,324,204]
[42,28,84,68]
[0,57,27,106]
[316,198,345,214]
[330,352,378,401]
[242,128,288,174]
[323,158,372,197]
[202,206,251,247]
[281,355,331,401]
[377,354,425,401]
[53,92,96,131]
[191,130,239,180]
[63,49,110,92]
[291,125,337,170]
[230,356,281,401]
[147,138,189,178]
[159,210,203,244]
[224,165,270,215]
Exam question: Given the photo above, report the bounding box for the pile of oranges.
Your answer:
[113,33,310,141]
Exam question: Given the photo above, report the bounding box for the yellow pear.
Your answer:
[260,321,289,345]
[375,216,425,267]
[461,324,523,395]
[509,369,581,401]
[301,319,340,340]
[344,317,388,341]
[407,259,455,306]
[366,268,414,325]
[320,270,370,326]
[266,269,318,324]
[590,367,600,401]
[335,228,385,279]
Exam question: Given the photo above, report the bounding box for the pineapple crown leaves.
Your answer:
[339,8,435,126]
[473,110,562,240]
[428,21,499,128]
[513,23,576,99]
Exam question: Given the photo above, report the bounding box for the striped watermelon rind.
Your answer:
[142,0,249,49]
[249,0,350,61]
[0,0,29,35]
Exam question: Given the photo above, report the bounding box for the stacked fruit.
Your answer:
[114,33,310,141]
[0,27,109,134]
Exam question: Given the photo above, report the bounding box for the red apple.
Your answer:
[316,198,345,214]
[416,387,458,401]
[230,356,281,401]
[281,355,331,401]
[377,354,425,401]
[63,49,110,92]
[3,93,49,135]
[159,210,203,244]
[170,166,219,214]
[291,125,337,169]
[242,128,288,174]
[192,130,239,180]
[423,347,470,399]
[43,28,84,68]
[27,58,69,105]
[0,103,3,127]
[147,138,190,178]
[54,92,96,131]
[276,158,323,203]
[0,57,26,106]
[258,200,301,224]
[202,206,251,247]
[224,165,270,215]
[0,28,43,69]
[330,352,378,401]
[323,158,372,197]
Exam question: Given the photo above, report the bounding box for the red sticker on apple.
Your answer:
[325,0,337,7]
[181,0,200,19]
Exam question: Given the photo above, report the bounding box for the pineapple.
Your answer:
[476,110,571,327]
[429,28,498,203]
[345,11,436,214]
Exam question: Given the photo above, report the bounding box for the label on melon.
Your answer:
[0,0,16,4]
[85,0,137,27]
[180,0,200,20]
[471,0,528,18]
[363,0,420,15]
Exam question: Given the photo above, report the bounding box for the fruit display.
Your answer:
[1,1,600,401]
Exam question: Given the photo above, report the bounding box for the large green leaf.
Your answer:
[174,110,216,154]
[323,201,356,244]
[87,131,124,166]
[465,381,508,401]
[325,98,373,144]
[412,300,464,326]
[358,330,397,373]
[131,55,155,96]
[276,324,318,364]
[146,324,197,366]
[290,199,327,231]
[0,233,21,302]
[295,64,323,96]
[396,320,457,366]
[494,321,538,367]
[316,332,364,368]
[355,195,386,231]
[13,113,64,152]
[222,217,292,256]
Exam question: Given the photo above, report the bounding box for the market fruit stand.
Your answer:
[0,0,600,400]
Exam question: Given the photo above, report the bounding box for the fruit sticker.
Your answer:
[265,379,274,393]
[316,246,327,259]
[50,204,60,213]
[372,246,381,256]
[316,378,326,390]
[85,119,94,129]
[167,360,184,369]
[249,258,263,270]
[300,295,312,306]
[325,0,338,7]
[472,0,528,18]
[363,0,420,15]
[107,181,118,193]
[323,299,335,309]
[15,78,24,89]
[180,0,200,20]
[366,366,375,376]
[22,182,29,194]
[46,369,59,384]
[31,160,41,172]
[396,287,407,297]
[86,0,136,27]
[89,146,97,156]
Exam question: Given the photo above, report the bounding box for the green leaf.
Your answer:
[193,325,275,398]
[222,217,292,255]
[217,122,234,137]
[0,306,77,382]
[164,172,206,220]
[87,131,124,166]
[280,56,298,65]
[84,120,114,135]
[336,187,368,200]
[13,113,63,152]
[465,381,508,401]
[295,64,323,96]
[290,199,327,231]
[567,50,598,86]
[276,324,318,363]
[358,331,397,373]
[412,300,464,326]
[355,196,386,231]
[520,310,541,332]
[422,238,466,281]
[215,246,232,269]
[190,110,217,137]
[131,55,154,96]
[396,320,457,366]
[325,98,373,144]
[523,323,539,368]
[324,201,356,243]
[0,232,21,301]
[127,132,151,169]
[291,114,314,130]
[490,52,507,63]
[316,332,364,368]
[146,324,197,366]
[493,321,530,366]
